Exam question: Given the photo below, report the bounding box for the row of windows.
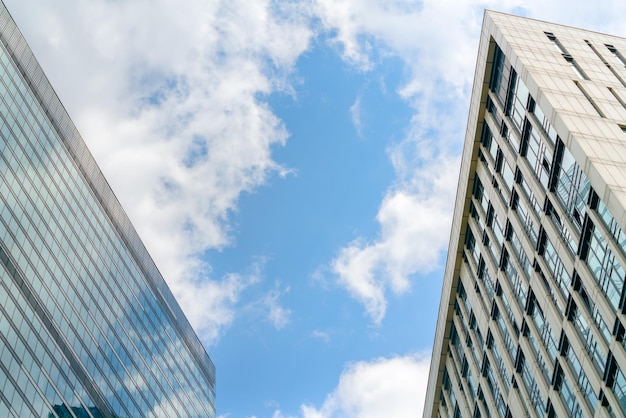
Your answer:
[442,41,626,417]
[0,103,207,417]
[519,353,544,416]
[0,265,100,417]
[0,33,215,417]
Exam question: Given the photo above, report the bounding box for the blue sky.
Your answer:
[6,0,626,417]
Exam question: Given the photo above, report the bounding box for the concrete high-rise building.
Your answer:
[424,10,626,418]
[0,3,216,418]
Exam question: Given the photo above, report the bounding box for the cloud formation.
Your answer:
[301,353,431,418]
[12,1,626,417]
[317,0,626,324]
[332,164,458,323]
[6,0,312,343]
[263,284,293,330]
[349,95,364,137]
[12,0,626,350]
[317,0,481,323]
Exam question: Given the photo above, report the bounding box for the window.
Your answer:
[540,233,572,298]
[521,121,552,189]
[569,301,606,374]
[519,354,545,416]
[457,280,472,320]
[529,295,558,363]
[612,365,626,414]
[562,336,598,410]
[489,212,505,262]
[606,44,626,67]
[557,369,585,418]
[553,141,588,232]
[502,252,527,308]
[546,200,578,255]
[512,191,539,247]
[473,177,489,216]
[465,228,480,267]
[566,57,590,80]
[483,358,507,418]
[574,80,603,115]
[481,124,498,162]
[490,45,506,93]
[596,197,626,255]
[575,276,612,344]
[490,340,511,392]
[582,220,625,310]
[466,366,477,400]
[479,260,496,302]
[545,32,567,54]
[508,75,529,133]
[499,159,515,197]
[489,45,515,108]
[531,100,557,144]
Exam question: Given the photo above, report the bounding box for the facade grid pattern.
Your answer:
[0,2,216,417]
[425,11,626,418]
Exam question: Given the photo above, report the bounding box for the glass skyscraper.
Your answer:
[0,3,216,418]
[425,11,626,418]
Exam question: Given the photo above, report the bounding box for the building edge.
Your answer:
[423,9,495,418]
[424,9,626,417]
[0,0,216,393]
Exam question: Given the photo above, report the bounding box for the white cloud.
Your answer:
[301,353,431,418]
[11,0,626,351]
[318,0,481,323]
[332,165,457,323]
[313,0,488,78]
[311,330,331,344]
[318,0,626,325]
[236,278,292,331]
[5,0,312,344]
[349,95,364,137]
[264,285,293,330]
[272,410,297,418]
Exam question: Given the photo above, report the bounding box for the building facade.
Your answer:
[0,3,216,418]
[425,11,626,418]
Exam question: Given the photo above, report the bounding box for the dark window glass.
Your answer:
[554,145,588,232]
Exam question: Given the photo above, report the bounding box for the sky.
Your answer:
[5,1,626,417]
